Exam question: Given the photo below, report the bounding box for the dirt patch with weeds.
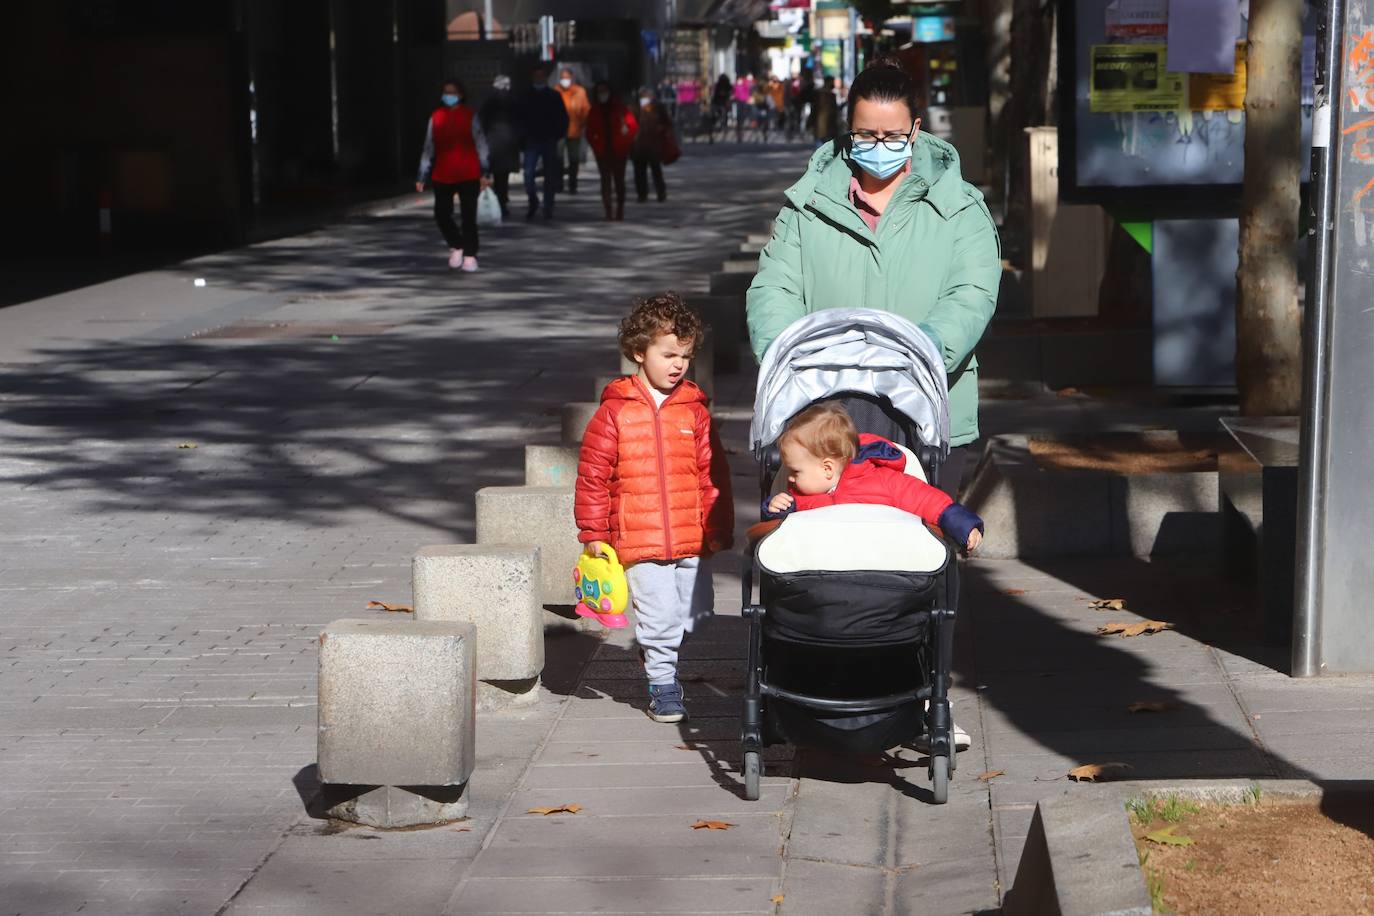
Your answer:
[1132,796,1374,914]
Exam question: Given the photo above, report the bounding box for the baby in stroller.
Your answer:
[740,308,977,804]
[761,402,983,556]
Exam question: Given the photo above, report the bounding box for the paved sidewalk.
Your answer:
[0,146,803,916]
[5,140,1374,916]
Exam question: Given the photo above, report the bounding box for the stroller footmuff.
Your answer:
[742,308,961,804]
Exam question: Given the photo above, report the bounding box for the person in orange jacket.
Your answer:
[555,67,591,194]
[585,81,637,220]
[575,293,734,723]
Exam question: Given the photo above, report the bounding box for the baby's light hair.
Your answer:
[780,403,859,464]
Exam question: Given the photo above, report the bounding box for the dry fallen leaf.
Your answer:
[1002,588,1027,596]
[1089,598,1127,611]
[450,827,471,832]
[177,442,198,449]
[1127,701,1180,714]
[1145,826,1195,846]
[690,819,736,830]
[1057,387,1082,397]
[771,895,785,905]
[674,744,695,751]
[527,804,582,815]
[1068,762,1134,782]
[1097,620,1174,637]
[367,600,413,613]
[978,770,1005,781]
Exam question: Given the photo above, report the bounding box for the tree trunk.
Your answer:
[985,0,1014,208]
[1003,0,1056,257]
[1237,0,1303,416]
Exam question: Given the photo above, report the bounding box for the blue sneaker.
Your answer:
[647,681,687,723]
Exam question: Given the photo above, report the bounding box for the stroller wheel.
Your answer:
[930,755,949,805]
[743,750,762,801]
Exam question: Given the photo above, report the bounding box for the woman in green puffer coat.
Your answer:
[747,57,1001,496]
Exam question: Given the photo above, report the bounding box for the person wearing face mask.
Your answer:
[416,79,491,272]
[518,65,570,221]
[747,57,1000,504]
[631,87,672,203]
[746,57,999,759]
[479,75,519,219]
[555,67,591,195]
[585,81,637,221]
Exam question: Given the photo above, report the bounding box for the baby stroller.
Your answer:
[741,309,960,804]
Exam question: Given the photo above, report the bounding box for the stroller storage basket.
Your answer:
[761,568,940,647]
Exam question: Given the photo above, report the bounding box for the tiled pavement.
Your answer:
[5,144,1374,916]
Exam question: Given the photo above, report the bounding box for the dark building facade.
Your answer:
[1,0,446,256]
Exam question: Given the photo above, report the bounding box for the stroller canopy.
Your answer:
[750,309,950,458]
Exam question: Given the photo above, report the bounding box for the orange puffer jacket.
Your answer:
[575,376,734,564]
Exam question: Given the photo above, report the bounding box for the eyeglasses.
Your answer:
[847,123,916,152]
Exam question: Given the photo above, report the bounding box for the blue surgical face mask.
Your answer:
[850,139,911,180]
[441,93,460,107]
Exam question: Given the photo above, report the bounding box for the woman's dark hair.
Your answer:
[845,57,919,126]
[441,78,465,96]
[592,80,615,103]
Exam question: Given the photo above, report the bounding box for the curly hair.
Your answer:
[618,292,706,361]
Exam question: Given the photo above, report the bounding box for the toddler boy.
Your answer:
[764,402,983,553]
[575,293,734,723]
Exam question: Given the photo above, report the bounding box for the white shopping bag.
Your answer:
[476,187,502,227]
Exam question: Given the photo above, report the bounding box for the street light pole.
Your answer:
[1293,0,1346,678]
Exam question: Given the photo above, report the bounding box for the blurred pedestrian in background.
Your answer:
[633,87,673,203]
[767,75,786,135]
[519,65,569,221]
[811,75,839,149]
[794,68,816,141]
[710,74,733,144]
[733,74,753,143]
[479,74,518,219]
[416,79,490,272]
[555,67,590,195]
[587,81,636,221]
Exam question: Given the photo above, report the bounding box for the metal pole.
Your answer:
[1292,0,1347,676]
[483,0,492,41]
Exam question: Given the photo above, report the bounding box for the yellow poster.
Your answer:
[1189,44,1248,110]
[1090,44,1188,112]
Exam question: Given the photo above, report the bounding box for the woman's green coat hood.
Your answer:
[746,132,1001,448]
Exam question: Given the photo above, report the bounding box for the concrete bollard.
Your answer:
[619,353,637,376]
[413,545,544,710]
[475,486,579,605]
[525,443,580,488]
[710,271,753,297]
[692,294,745,374]
[719,258,756,274]
[317,618,475,828]
[691,337,715,401]
[561,402,601,446]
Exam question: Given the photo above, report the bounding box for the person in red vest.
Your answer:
[585,81,637,221]
[416,80,491,272]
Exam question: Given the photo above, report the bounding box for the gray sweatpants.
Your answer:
[626,556,714,685]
